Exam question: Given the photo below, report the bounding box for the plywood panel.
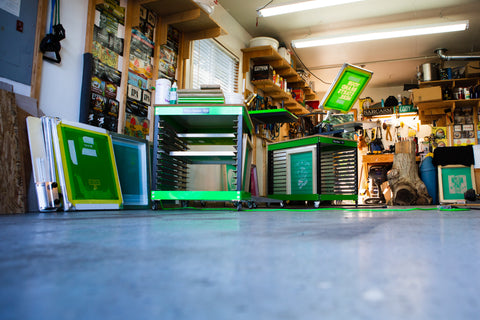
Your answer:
[0,90,25,214]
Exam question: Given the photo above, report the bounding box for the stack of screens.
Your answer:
[319,148,357,195]
[177,85,225,104]
[26,116,123,211]
[154,120,188,191]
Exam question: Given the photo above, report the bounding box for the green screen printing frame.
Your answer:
[286,145,317,195]
[438,165,475,203]
[320,63,373,113]
[111,133,150,208]
[54,120,123,210]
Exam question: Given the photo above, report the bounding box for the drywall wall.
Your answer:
[38,0,88,121]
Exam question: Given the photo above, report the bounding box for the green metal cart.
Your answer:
[267,135,358,207]
[151,104,254,210]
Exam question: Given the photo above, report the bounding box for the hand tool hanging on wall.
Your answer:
[369,121,384,153]
[40,0,66,63]
[384,123,392,141]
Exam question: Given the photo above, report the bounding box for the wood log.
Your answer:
[387,140,432,205]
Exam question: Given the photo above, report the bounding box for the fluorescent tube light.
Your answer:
[258,0,364,17]
[292,20,469,48]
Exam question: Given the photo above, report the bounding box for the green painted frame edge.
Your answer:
[268,135,357,151]
[267,194,358,201]
[154,104,253,134]
[151,190,251,201]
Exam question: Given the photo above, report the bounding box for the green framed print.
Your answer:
[438,165,475,203]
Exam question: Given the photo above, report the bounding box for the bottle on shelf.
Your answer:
[169,80,178,104]
[443,87,451,100]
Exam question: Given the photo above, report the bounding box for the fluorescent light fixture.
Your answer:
[258,0,364,17]
[292,20,469,48]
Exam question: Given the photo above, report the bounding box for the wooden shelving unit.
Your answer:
[416,77,480,125]
[84,0,225,140]
[415,77,480,145]
[242,45,317,115]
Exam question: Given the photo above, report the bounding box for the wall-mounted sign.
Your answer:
[362,106,395,117]
[398,104,417,113]
[320,63,373,113]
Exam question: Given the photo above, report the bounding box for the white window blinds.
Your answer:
[191,39,239,93]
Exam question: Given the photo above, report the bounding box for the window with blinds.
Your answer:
[191,39,239,93]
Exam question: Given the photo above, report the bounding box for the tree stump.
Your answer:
[387,140,432,205]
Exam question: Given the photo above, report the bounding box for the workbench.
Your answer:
[151,104,254,210]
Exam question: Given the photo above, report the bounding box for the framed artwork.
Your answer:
[438,165,475,203]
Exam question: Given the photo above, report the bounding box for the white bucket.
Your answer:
[155,79,171,104]
[249,37,279,50]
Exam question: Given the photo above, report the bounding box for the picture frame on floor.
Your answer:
[438,164,475,203]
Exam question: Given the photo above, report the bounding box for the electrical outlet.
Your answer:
[16,20,23,32]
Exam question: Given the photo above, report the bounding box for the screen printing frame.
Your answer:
[110,132,151,208]
[52,120,123,210]
[320,63,373,113]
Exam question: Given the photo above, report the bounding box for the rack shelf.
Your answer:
[151,104,254,210]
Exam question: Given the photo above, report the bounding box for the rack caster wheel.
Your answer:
[152,201,162,210]
[233,201,242,211]
[181,200,189,208]
[280,201,286,208]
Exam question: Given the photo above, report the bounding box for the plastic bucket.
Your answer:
[420,156,438,204]
[155,79,171,104]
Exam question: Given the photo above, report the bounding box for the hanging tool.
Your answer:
[395,126,401,142]
[40,0,65,63]
[385,124,392,141]
[356,128,367,149]
[369,121,384,154]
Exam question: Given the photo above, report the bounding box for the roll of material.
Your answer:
[155,79,171,104]
[421,63,439,81]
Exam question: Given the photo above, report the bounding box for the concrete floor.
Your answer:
[0,207,479,320]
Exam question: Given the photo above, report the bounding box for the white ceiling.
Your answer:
[217,0,480,93]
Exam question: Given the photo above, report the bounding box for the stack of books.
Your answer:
[177,85,225,104]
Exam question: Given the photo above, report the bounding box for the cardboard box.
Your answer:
[411,86,442,103]
[252,64,273,81]
[381,181,392,204]
[291,88,305,102]
[466,61,480,77]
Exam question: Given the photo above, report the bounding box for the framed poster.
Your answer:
[438,165,475,203]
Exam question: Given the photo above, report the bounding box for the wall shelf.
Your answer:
[242,45,316,116]
[415,77,480,145]
[139,0,223,40]
[415,77,480,125]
